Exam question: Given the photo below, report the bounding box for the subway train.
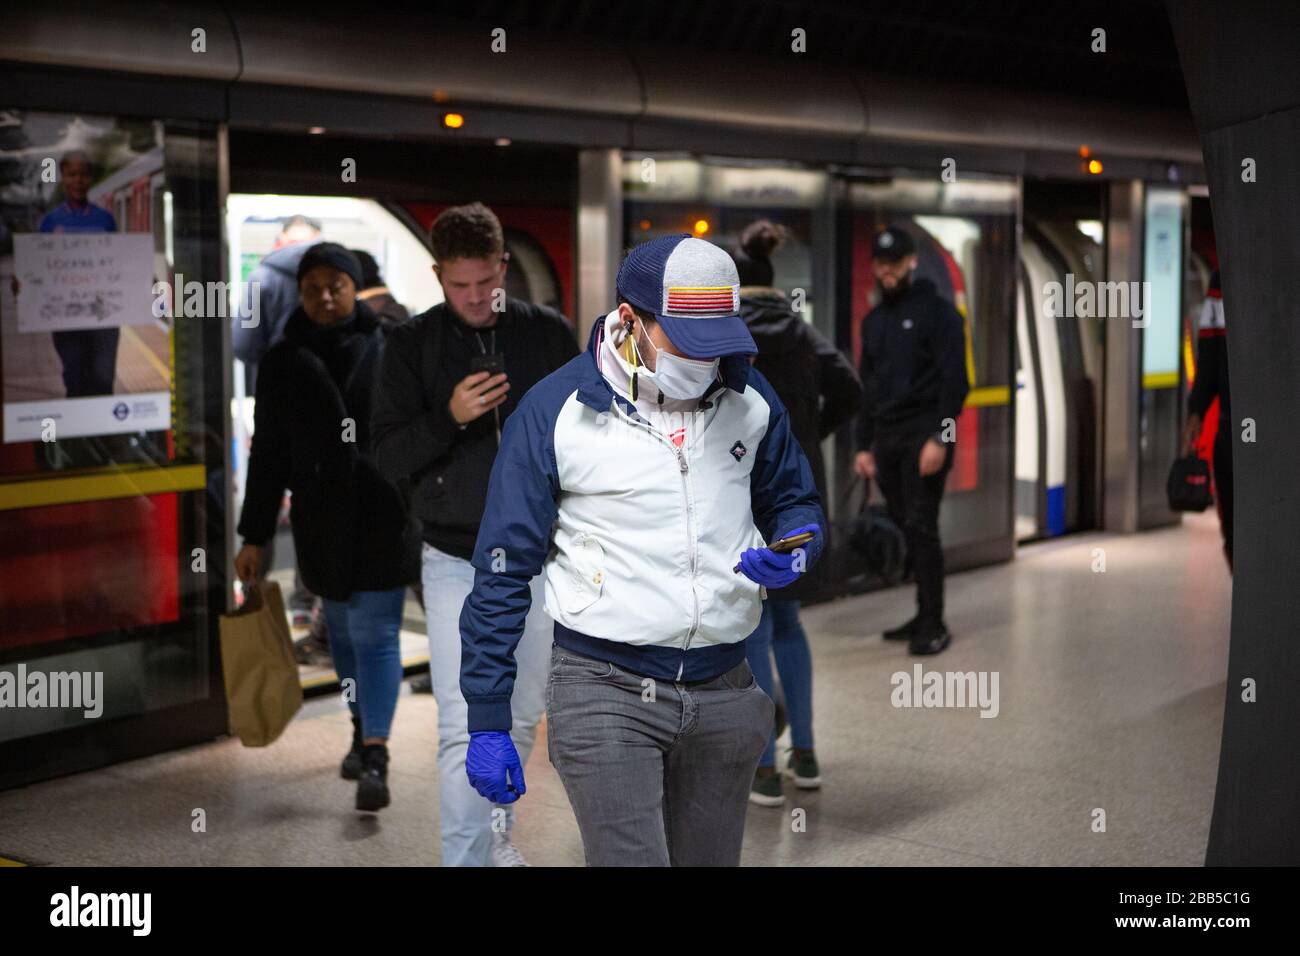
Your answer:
[0,6,1212,786]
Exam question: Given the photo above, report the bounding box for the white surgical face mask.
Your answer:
[632,324,720,400]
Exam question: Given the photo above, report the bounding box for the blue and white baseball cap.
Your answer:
[616,233,757,358]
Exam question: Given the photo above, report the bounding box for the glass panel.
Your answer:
[0,111,224,743]
[845,174,1019,554]
[622,156,830,332]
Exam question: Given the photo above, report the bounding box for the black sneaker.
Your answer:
[908,622,952,656]
[749,770,784,807]
[410,672,433,694]
[341,716,363,781]
[883,616,921,641]
[784,749,822,789]
[356,743,390,812]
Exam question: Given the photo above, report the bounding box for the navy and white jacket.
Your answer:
[459,317,826,732]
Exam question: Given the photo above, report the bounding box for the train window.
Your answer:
[622,156,831,335]
[225,194,441,527]
[227,195,440,317]
[502,228,563,315]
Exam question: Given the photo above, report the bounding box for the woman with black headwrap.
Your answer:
[732,220,863,807]
[234,243,420,813]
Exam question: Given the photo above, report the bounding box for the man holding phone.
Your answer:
[458,234,825,866]
[371,203,576,866]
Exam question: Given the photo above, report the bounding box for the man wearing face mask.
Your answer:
[853,226,969,655]
[458,234,825,866]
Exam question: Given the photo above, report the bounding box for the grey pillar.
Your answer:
[576,148,623,345]
[1102,180,1144,533]
[1167,0,1300,865]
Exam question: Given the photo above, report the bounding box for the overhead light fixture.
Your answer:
[1087,159,1103,175]
[443,113,465,129]
[308,126,326,135]
[693,218,709,235]
[495,137,512,147]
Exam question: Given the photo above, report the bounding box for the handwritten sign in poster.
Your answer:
[13,233,155,333]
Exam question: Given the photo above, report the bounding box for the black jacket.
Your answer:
[371,298,578,559]
[855,277,970,449]
[360,289,411,330]
[237,300,421,600]
[741,288,863,599]
[1188,299,1230,444]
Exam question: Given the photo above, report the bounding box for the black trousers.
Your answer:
[52,327,120,397]
[874,430,953,624]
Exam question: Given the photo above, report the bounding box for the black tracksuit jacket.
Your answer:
[855,277,970,450]
[370,298,577,560]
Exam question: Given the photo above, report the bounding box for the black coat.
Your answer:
[741,288,863,599]
[1188,328,1230,446]
[237,300,421,600]
[854,277,970,449]
[370,298,578,559]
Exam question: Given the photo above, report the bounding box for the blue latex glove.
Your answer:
[737,524,820,588]
[466,731,526,804]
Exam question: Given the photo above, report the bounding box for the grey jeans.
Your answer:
[545,643,774,866]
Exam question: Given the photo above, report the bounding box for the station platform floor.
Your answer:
[0,513,1231,867]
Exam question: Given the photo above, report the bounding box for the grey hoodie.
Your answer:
[232,239,322,385]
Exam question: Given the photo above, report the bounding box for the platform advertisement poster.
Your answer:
[0,116,173,443]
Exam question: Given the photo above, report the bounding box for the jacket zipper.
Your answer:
[675,443,701,679]
[612,402,699,677]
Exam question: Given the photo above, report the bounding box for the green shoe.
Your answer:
[784,750,822,789]
[749,770,784,807]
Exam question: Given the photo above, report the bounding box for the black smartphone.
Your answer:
[469,353,505,376]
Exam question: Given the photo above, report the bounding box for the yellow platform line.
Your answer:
[965,386,1011,408]
[119,324,172,382]
[1143,371,1180,389]
[0,856,27,867]
[0,463,206,511]
[300,654,431,691]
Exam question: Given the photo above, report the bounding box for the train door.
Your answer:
[1016,183,1106,541]
[1016,237,1070,537]
[0,111,228,789]
[843,174,1020,587]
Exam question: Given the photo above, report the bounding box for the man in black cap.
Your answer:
[852,226,969,655]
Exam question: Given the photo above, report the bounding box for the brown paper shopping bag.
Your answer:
[219,580,303,746]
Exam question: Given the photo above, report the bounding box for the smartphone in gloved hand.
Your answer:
[733,530,816,573]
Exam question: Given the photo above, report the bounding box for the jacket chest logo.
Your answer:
[730,440,748,462]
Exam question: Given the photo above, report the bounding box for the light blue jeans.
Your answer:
[744,598,815,769]
[422,543,552,866]
[321,586,406,740]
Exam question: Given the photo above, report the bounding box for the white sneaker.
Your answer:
[492,831,530,867]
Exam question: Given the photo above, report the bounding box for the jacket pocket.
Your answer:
[559,531,606,615]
